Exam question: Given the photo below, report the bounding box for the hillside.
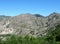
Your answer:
[0,12,60,37]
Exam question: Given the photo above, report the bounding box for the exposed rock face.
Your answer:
[0,12,60,36]
[47,12,60,28]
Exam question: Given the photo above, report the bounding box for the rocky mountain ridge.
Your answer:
[0,12,60,36]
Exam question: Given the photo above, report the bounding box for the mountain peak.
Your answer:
[34,14,44,17]
[48,12,60,17]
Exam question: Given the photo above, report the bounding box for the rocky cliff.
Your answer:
[0,12,60,36]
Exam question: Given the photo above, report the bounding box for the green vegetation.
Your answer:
[46,24,60,44]
[0,35,49,44]
[0,24,60,44]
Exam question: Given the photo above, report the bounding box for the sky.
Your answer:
[0,0,60,16]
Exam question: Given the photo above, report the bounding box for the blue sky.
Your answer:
[0,0,60,16]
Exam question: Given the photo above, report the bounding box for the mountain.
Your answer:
[34,14,44,17]
[0,15,11,21]
[47,12,60,28]
[0,12,60,37]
